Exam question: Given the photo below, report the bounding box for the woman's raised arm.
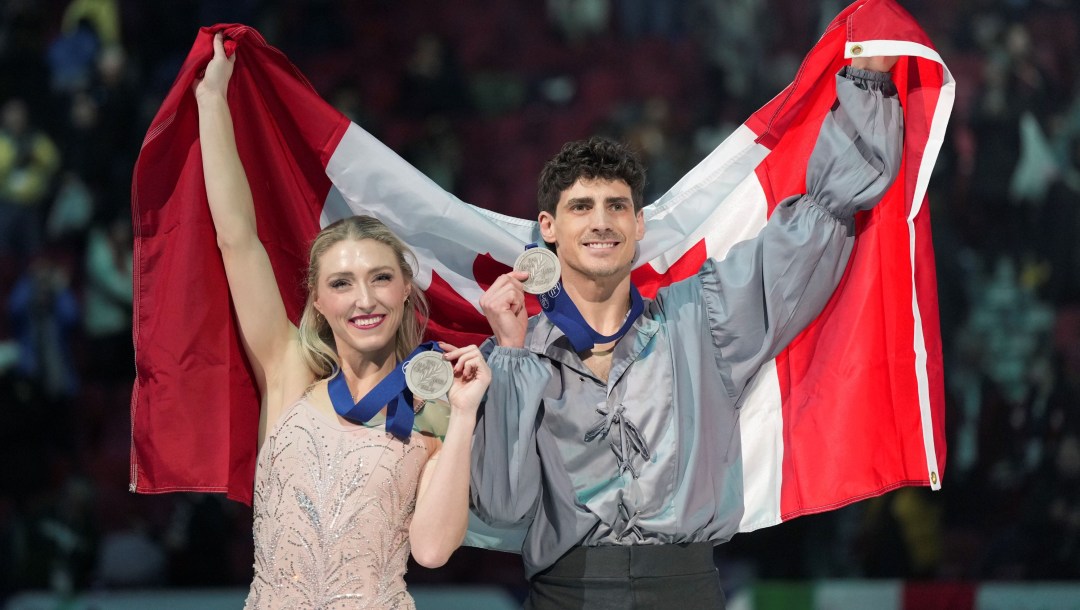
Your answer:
[195,33,297,398]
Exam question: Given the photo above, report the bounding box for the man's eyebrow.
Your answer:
[565,196,595,206]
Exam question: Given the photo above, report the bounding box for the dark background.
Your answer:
[0,0,1078,603]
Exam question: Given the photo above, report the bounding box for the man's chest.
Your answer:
[540,341,673,454]
[535,344,684,519]
[580,350,614,382]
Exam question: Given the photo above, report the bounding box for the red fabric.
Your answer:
[746,0,949,519]
[131,0,947,513]
[130,24,348,503]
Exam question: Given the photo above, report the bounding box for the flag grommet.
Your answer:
[850,44,863,56]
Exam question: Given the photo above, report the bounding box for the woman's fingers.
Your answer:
[436,343,488,380]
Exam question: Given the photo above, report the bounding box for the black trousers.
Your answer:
[525,542,726,610]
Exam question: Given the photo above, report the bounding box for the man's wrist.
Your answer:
[493,331,525,349]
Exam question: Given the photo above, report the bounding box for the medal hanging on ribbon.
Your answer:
[327,341,452,439]
[519,243,645,353]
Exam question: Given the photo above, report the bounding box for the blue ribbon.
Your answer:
[327,341,443,439]
[527,243,644,353]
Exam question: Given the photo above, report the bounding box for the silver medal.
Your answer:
[404,351,454,400]
[513,247,561,295]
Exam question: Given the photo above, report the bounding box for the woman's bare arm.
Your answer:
[195,34,299,400]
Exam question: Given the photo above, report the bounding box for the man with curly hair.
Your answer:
[471,55,902,609]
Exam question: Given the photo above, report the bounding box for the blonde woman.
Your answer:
[196,33,486,608]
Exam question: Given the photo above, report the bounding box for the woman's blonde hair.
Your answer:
[297,216,429,378]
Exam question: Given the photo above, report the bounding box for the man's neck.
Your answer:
[562,270,633,336]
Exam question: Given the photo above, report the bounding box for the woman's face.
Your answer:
[313,238,410,364]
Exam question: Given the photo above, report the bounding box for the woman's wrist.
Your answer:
[444,406,478,431]
[195,89,229,107]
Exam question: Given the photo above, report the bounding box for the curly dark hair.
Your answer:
[537,136,646,216]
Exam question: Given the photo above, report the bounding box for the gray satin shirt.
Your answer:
[470,67,903,579]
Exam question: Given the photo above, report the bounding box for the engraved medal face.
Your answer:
[514,247,561,295]
[404,351,454,400]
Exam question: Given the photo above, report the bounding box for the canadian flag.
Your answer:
[131,0,950,536]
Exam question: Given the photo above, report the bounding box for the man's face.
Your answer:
[539,177,644,286]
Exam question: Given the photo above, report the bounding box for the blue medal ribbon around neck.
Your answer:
[327,341,443,439]
[526,243,644,353]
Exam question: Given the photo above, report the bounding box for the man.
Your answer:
[471,56,901,609]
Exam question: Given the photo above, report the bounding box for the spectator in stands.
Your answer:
[548,0,610,44]
[82,212,132,383]
[399,34,472,119]
[7,255,79,403]
[0,99,61,259]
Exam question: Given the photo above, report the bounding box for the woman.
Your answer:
[196,33,486,608]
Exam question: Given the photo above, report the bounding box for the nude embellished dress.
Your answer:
[244,395,443,610]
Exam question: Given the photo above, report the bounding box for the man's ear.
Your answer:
[635,208,645,241]
[539,211,556,244]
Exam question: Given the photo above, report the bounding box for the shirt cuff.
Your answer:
[489,345,534,359]
[839,65,898,95]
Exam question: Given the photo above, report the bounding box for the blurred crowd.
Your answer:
[0,0,1078,602]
